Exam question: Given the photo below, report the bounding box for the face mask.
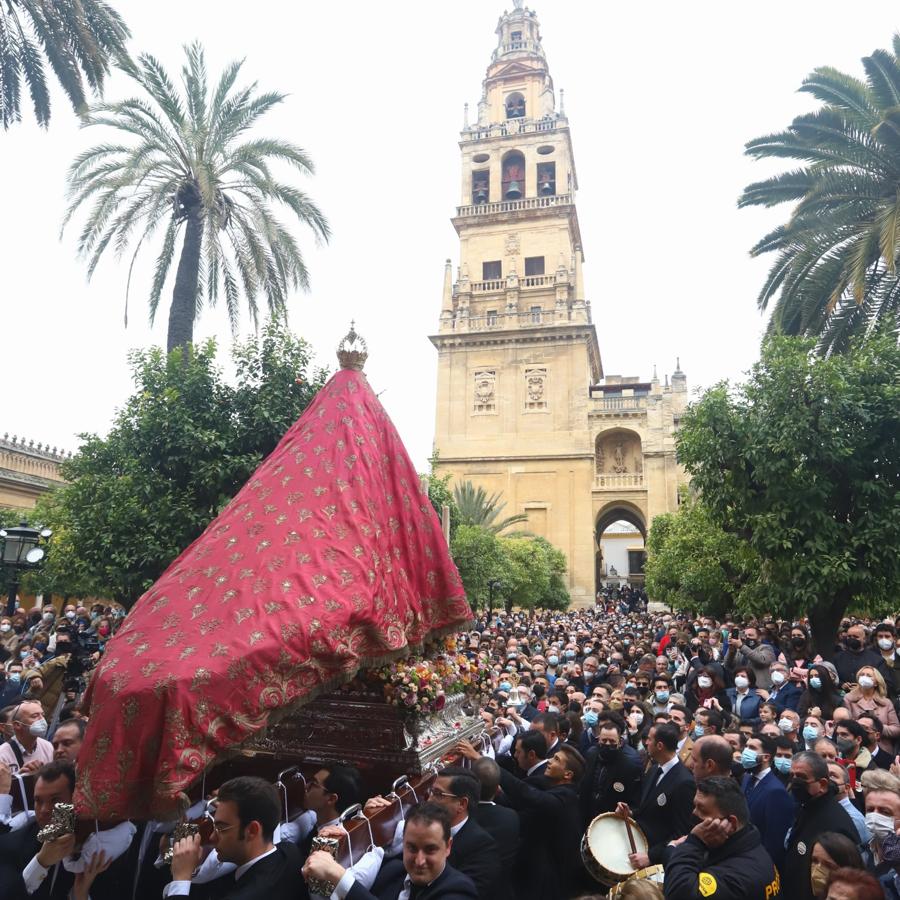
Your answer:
[65,611,76,621]
[740,748,759,770]
[655,690,670,703]
[845,637,862,652]
[693,725,705,738]
[791,636,806,648]
[734,676,749,690]
[548,705,559,714]
[28,718,48,738]
[505,665,516,673]
[499,681,512,693]
[0,623,10,633]
[631,711,644,726]
[598,745,619,762]
[773,756,792,775]
[866,811,896,841]
[98,626,110,637]
[548,656,559,667]
[771,671,785,685]
[34,643,47,653]
[836,737,856,756]
[788,779,810,803]
[583,711,599,728]
[859,675,875,689]
[744,639,757,649]
[609,699,623,711]
[809,862,829,896]
[879,638,895,651]
[42,613,54,623]
[19,651,28,660]
[778,718,794,734]
[566,650,576,660]
[698,676,712,689]
[802,725,819,742]
[809,676,822,691]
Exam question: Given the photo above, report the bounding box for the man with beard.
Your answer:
[833,623,892,694]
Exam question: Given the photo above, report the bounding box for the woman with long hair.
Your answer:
[797,664,843,720]
[843,665,900,753]
[685,665,732,715]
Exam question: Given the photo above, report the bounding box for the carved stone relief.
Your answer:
[505,233,520,256]
[524,367,548,410]
[473,369,496,414]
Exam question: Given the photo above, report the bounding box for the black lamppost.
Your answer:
[487,579,502,618]
[0,521,52,616]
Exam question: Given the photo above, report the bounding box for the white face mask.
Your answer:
[866,811,896,841]
[878,638,895,652]
[698,676,713,689]
[771,671,785,685]
[28,718,48,738]
[0,623,10,633]
[859,675,875,689]
[778,718,794,734]
[734,676,749,690]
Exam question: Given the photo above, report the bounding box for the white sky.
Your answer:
[2,1,899,469]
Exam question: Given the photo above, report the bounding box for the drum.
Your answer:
[580,812,649,888]
[608,864,665,898]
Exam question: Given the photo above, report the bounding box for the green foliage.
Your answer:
[37,323,328,606]
[677,334,900,652]
[0,0,130,129]
[645,500,762,618]
[453,480,529,535]
[450,526,570,612]
[63,42,329,352]
[739,35,900,352]
[424,469,460,541]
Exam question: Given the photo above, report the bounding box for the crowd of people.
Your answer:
[5,597,900,898]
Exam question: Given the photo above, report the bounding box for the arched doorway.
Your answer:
[594,504,646,597]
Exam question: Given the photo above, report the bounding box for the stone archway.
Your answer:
[594,502,647,596]
[594,428,643,488]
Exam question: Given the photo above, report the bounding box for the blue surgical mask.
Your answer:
[809,676,822,691]
[499,681,512,692]
[656,690,670,703]
[8,673,20,683]
[693,725,705,738]
[802,725,819,742]
[773,756,792,775]
[740,748,759,770]
[583,711,599,728]
[548,656,559,667]
[566,650,576,660]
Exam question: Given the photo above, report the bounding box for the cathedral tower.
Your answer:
[431,4,685,605]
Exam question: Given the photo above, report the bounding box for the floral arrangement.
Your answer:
[368,636,493,718]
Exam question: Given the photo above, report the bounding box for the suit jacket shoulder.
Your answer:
[215,842,307,900]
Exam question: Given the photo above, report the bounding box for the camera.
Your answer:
[57,625,100,695]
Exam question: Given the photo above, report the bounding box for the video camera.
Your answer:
[57,625,100,695]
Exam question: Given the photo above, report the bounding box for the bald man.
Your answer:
[690,736,734,782]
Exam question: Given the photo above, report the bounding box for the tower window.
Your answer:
[472,170,490,205]
[525,256,545,277]
[486,309,499,326]
[530,305,542,323]
[511,31,523,42]
[505,92,526,119]
[502,151,525,200]
[483,260,502,280]
[537,162,556,196]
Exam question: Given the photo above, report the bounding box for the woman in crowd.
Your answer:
[798,663,843,720]
[684,664,731,714]
[726,665,763,726]
[809,832,864,898]
[842,665,900,751]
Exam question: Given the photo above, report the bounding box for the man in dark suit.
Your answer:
[0,760,81,899]
[470,757,518,900]
[579,717,642,826]
[766,662,802,712]
[457,738,583,900]
[740,734,795,868]
[167,776,307,900]
[423,767,499,900]
[859,713,894,770]
[615,722,696,869]
[302,802,477,900]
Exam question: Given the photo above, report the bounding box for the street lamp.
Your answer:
[0,521,52,616]
[487,579,502,618]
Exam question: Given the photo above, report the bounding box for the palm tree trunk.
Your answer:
[167,213,204,354]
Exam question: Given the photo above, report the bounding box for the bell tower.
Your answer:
[431,3,602,605]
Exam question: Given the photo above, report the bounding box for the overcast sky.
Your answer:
[3,1,900,469]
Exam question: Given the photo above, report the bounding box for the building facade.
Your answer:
[0,434,67,510]
[430,3,686,605]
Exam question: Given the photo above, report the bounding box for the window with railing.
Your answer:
[483,261,501,281]
[486,309,498,326]
[525,256,545,277]
[472,170,489,205]
[530,305,542,324]
[505,92,526,119]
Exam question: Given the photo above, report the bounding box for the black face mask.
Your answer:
[845,638,862,652]
[598,745,619,763]
[791,637,806,649]
[788,779,811,803]
[744,639,758,649]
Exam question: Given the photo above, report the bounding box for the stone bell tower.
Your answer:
[430,3,602,605]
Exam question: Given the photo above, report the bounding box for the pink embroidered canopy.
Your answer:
[76,329,470,820]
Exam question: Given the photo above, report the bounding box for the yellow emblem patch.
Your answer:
[698,872,718,896]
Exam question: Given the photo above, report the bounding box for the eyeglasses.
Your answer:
[427,787,461,801]
[211,821,236,833]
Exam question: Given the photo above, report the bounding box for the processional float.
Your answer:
[69,325,480,836]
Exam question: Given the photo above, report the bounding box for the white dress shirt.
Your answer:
[163,846,277,897]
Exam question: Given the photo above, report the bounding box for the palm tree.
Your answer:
[739,36,900,352]
[64,43,330,353]
[453,481,529,535]
[0,0,129,129]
